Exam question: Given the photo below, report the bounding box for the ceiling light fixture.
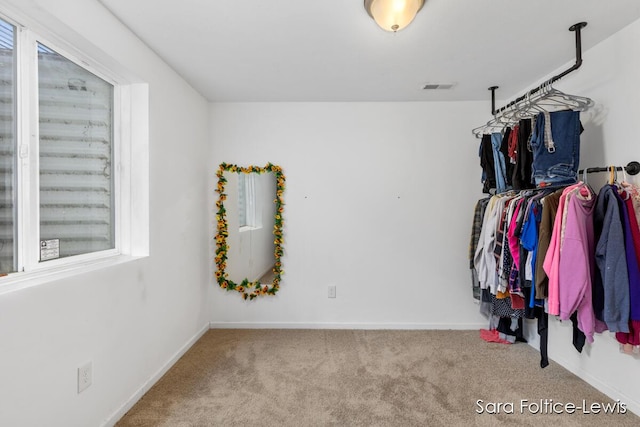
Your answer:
[364,0,425,32]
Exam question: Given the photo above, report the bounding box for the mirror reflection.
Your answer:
[214,163,285,300]
[226,171,276,284]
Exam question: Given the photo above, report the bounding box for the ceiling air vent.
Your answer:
[422,83,456,90]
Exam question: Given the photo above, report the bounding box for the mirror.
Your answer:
[226,172,276,283]
[214,163,285,300]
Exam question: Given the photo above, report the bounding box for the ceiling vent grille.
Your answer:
[422,83,456,90]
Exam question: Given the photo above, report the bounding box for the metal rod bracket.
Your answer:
[489,22,587,116]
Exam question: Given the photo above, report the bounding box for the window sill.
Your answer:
[239,225,262,233]
[0,254,147,296]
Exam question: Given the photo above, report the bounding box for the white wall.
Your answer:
[520,17,640,415]
[209,101,489,327]
[0,1,212,426]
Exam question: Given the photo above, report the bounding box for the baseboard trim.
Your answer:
[102,323,210,427]
[539,350,640,417]
[524,320,640,417]
[209,321,487,330]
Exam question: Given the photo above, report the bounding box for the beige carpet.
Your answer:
[116,329,638,426]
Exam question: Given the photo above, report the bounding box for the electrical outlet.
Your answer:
[78,361,92,394]
[328,285,336,298]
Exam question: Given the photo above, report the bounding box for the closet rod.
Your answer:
[578,161,640,176]
[488,22,587,116]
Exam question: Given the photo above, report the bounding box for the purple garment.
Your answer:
[594,185,630,333]
[508,267,522,297]
[615,190,640,320]
[558,188,597,343]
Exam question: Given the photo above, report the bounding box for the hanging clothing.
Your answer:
[615,184,640,347]
[544,183,582,316]
[469,197,491,300]
[593,185,630,333]
[536,307,549,367]
[628,184,640,229]
[479,134,496,193]
[501,127,514,187]
[491,132,509,193]
[520,196,545,309]
[616,320,640,349]
[512,118,534,190]
[475,195,512,294]
[470,163,640,362]
[470,81,640,356]
[557,185,599,343]
[530,110,581,186]
[617,193,640,321]
[534,189,563,299]
[507,125,519,167]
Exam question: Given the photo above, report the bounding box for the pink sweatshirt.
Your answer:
[544,184,582,316]
[507,199,524,267]
[558,188,597,343]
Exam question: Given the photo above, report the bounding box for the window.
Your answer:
[0,18,15,274]
[0,14,125,278]
[238,173,256,229]
[38,42,115,261]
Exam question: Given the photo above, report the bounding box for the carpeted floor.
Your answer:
[116,329,639,426]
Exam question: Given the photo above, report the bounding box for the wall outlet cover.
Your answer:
[78,361,92,393]
[328,285,336,298]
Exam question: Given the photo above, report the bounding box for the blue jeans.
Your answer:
[491,132,508,193]
[530,110,580,186]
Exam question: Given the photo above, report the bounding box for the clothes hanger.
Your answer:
[472,82,593,137]
[620,167,640,200]
[507,85,544,119]
[476,91,540,134]
[510,82,594,117]
[578,168,594,198]
[530,82,594,112]
[472,115,510,138]
[610,165,632,200]
[609,165,615,185]
[497,106,516,125]
[512,90,548,119]
[619,166,635,197]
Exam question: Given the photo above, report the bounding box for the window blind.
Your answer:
[38,44,115,260]
[238,173,257,228]
[0,21,15,274]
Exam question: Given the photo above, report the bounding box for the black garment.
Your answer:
[480,134,496,193]
[571,312,587,353]
[522,287,536,320]
[592,186,608,322]
[501,127,514,186]
[536,307,549,368]
[497,317,527,343]
[481,288,492,303]
[512,118,534,190]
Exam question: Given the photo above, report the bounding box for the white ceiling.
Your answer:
[99,0,640,103]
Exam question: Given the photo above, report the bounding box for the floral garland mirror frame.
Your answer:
[214,163,285,300]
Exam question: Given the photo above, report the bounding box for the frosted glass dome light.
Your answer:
[364,0,425,32]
